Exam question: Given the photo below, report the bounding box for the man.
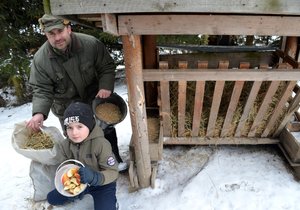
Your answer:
[26,14,127,171]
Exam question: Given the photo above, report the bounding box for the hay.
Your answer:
[168,80,290,138]
[147,117,160,142]
[95,103,122,124]
[23,131,54,150]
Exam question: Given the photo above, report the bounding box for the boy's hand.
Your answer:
[79,166,103,186]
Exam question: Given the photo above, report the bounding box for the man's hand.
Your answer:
[26,113,44,132]
[96,89,111,98]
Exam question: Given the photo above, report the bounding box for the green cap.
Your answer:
[38,14,70,32]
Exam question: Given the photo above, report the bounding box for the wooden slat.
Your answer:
[191,61,207,137]
[248,81,281,137]
[206,61,229,137]
[221,62,249,137]
[163,137,279,145]
[178,61,188,136]
[273,87,300,137]
[143,69,300,81]
[234,65,266,137]
[261,80,297,137]
[118,14,300,36]
[159,61,172,136]
[51,0,300,16]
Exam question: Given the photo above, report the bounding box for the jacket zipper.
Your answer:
[76,143,81,160]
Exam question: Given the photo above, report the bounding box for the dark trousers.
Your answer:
[103,126,123,163]
[47,182,117,210]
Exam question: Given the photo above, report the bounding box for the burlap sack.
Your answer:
[11,121,67,201]
[29,161,58,201]
[11,121,65,165]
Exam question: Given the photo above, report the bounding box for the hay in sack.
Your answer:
[11,121,65,201]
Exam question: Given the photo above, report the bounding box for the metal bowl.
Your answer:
[92,92,127,129]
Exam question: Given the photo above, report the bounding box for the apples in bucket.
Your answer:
[55,159,87,197]
[61,167,85,195]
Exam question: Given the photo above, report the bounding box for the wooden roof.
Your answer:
[50,0,300,36]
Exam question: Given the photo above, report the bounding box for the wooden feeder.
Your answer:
[49,0,300,189]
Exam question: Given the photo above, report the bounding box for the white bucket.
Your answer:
[54,159,87,197]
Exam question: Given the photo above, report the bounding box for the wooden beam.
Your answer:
[143,69,300,81]
[118,14,300,35]
[163,137,279,145]
[50,0,300,15]
[101,14,118,35]
[122,35,151,188]
[78,14,102,21]
[143,35,158,108]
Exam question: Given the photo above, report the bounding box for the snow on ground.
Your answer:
[1,79,300,210]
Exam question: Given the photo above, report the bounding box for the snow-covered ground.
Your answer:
[1,79,300,210]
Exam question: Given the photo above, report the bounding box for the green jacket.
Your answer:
[29,32,116,119]
[59,125,119,185]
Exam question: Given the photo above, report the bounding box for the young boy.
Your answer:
[47,102,119,210]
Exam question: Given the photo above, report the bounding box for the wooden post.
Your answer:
[122,35,151,188]
[143,35,158,108]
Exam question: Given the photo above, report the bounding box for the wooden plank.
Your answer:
[206,61,229,137]
[248,80,281,137]
[159,61,172,137]
[118,14,300,35]
[178,61,188,136]
[163,137,279,145]
[261,80,297,137]
[191,61,207,137]
[50,0,300,15]
[122,35,151,188]
[234,65,267,137]
[221,62,249,137]
[143,69,300,81]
